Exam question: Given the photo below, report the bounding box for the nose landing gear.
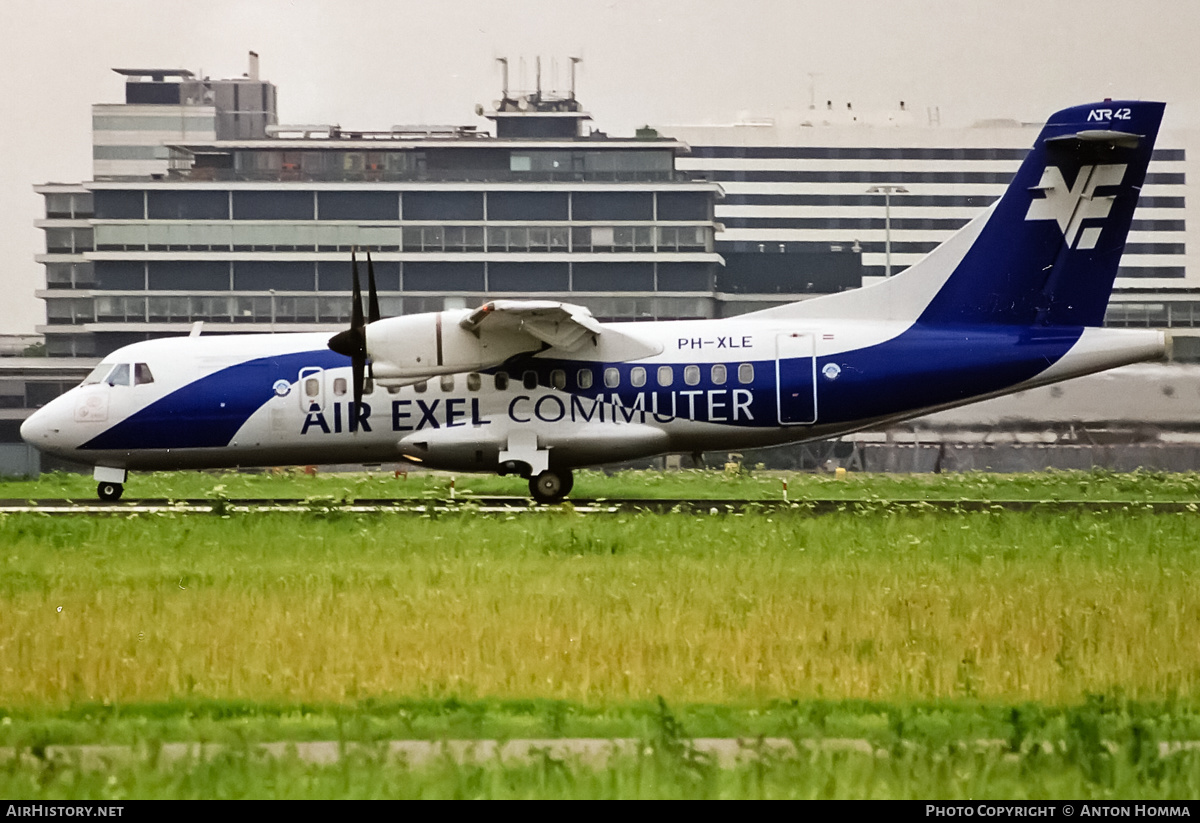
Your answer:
[94,467,128,502]
[97,482,124,502]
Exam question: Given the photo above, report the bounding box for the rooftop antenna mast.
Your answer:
[569,56,581,100]
[535,56,542,101]
[496,57,509,100]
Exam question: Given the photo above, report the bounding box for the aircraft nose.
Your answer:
[21,405,54,445]
[21,398,72,455]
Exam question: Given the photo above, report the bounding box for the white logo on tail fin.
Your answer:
[1025,164,1127,250]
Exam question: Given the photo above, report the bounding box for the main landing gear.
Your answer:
[97,481,124,502]
[529,469,574,504]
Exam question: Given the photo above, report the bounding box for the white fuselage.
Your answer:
[20,317,1164,475]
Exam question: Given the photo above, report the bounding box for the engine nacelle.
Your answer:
[366,309,540,380]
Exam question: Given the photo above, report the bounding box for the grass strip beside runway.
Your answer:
[9,467,1200,503]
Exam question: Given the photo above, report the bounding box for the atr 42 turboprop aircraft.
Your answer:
[22,101,1169,502]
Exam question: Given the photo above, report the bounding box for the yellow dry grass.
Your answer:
[2,509,1197,708]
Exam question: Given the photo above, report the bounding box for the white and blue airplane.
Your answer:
[22,101,1168,502]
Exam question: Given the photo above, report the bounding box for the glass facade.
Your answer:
[51,162,722,355]
[92,220,711,254]
[211,147,677,183]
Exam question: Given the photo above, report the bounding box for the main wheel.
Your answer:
[529,470,572,504]
[97,482,123,502]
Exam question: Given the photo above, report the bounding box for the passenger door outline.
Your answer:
[776,333,817,425]
[299,367,325,413]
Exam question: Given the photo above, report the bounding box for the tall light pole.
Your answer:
[867,185,909,276]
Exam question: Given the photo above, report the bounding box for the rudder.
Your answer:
[917,100,1164,327]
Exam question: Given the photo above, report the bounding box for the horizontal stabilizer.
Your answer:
[1044,129,1141,148]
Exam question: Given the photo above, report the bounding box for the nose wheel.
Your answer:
[529,470,573,504]
[97,482,124,502]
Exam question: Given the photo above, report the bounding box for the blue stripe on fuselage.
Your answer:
[523,323,1083,427]
[814,323,1082,423]
[80,349,347,450]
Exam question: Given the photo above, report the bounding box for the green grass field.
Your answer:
[7,720,1200,800]
[2,470,1199,797]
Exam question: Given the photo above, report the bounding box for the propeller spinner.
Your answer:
[327,248,381,408]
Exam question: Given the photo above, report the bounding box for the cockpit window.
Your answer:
[82,362,153,387]
[82,363,113,386]
[105,363,131,386]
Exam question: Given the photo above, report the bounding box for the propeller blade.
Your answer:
[367,250,381,324]
[351,352,365,410]
[327,325,367,409]
[350,248,364,331]
[328,247,370,410]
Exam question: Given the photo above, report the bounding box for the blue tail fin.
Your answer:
[918,100,1164,327]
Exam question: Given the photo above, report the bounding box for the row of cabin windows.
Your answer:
[403,364,755,394]
[81,361,752,398]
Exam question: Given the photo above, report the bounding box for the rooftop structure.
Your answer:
[93,54,277,180]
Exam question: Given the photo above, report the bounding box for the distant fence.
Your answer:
[735,441,1200,473]
[864,442,1200,473]
[0,444,40,478]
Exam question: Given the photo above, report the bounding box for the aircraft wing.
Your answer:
[364,298,658,383]
[459,300,603,351]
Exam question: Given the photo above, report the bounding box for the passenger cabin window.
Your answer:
[333,377,348,396]
[551,369,566,390]
[684,365,701,386]
[604,368,620,388]
[711,364,727,385]
[414,380,428,393]
[467,373,481,391]
[440,374,455,392]
[134,363,154,385]
[105,363,131,386]
[738,363,755,384]
[304,377,320,398]
[523,371,538,390]
[631,367,646,388]
[577,369,593,390]
[657,366,673,387]
[494,372,509,391]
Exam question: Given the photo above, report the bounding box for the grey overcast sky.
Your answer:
[1,0,1197,335]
